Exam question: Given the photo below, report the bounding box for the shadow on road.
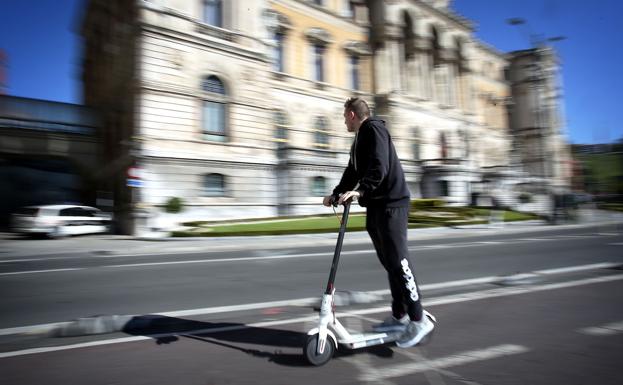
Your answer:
[122,315,395,367]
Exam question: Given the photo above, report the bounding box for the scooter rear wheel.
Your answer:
[304,334,335,366]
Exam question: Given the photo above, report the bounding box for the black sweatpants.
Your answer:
[366,205,423,321]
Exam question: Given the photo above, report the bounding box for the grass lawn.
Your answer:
[173,214,367,237]
[172,209,539,237]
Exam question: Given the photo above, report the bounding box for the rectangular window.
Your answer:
[203,101,226,142]
[204,0,222,27]
[349,56,360,90]
[313,45,324,82]
[274,32,284,72]
[439,180,449,197]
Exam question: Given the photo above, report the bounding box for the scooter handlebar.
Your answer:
[330,195,353,207]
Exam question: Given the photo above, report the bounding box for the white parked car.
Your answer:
[11,205,112,238]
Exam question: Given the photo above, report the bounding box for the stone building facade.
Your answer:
[81,0,568,233]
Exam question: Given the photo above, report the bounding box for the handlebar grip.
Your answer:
[330,195,352,207]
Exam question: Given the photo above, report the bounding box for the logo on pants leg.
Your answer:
[401,258,420,301]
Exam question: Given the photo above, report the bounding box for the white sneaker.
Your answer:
[372,314,410,332]
[395,313,435,348]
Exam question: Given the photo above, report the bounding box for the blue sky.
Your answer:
[1,0,621,144]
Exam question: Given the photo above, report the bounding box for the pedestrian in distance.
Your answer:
[323,97,434,348]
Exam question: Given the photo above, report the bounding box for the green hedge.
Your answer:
[410,199,446,210]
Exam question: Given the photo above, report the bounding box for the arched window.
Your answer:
[203,173,226,196]
[311,176,326,196]
[274,110,289,143]
[203,0,222,27]
[313,116,330,149]
[201,75,227,142]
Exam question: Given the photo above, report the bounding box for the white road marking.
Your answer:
[360,345,529,382]
[0,268,83,276]
[578,321,623,336]
[608,242,623,246]
[2,232,618,274]
[1,272,621,358]
[536,262,618,275]
[393,346,482,385]
[0,337,151,358]
[553,235,594,239]
[0,258,47,264]
[1,262,619,337]
[342,274,623,318]
[519,238,554,242]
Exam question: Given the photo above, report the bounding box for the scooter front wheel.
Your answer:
[304,334,335,366]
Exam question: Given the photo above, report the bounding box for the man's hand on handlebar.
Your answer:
[338,190,360,205]
[322,195,335,207]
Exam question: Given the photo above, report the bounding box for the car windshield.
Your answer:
[16,207,39,216]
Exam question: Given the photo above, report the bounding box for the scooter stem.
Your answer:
[325,202,351,294]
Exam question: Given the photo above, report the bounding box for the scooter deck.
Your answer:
[337,330,403,349]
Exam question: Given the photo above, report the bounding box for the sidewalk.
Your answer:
[1,209,621,259]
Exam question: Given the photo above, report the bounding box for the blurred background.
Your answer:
[1,0,621,236]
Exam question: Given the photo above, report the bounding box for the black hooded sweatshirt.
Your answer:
[332,118,410,207]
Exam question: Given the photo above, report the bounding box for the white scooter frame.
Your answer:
[303,201,436,366]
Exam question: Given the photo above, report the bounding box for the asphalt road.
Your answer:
[0,223,621,328]
[0,222,622,384]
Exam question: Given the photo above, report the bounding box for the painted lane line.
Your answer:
[0,322,73,337]
[608,242,623,246]
[360,345,529,382]
[3,235,616,274]
[346,274,623,318]
[519,238,555,242]
[553,235,595,239]
[0,268,84,276]
[536,262,619,275]
[0,337,151,359]
[0,258,48,264]
[1,273,621,358]
[1,262,619,337]
[150,262,623,318]
[578,321,623,336]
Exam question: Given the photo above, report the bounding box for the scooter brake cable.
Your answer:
[332,205,343,225]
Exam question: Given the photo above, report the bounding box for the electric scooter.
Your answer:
[303,199,436,366]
